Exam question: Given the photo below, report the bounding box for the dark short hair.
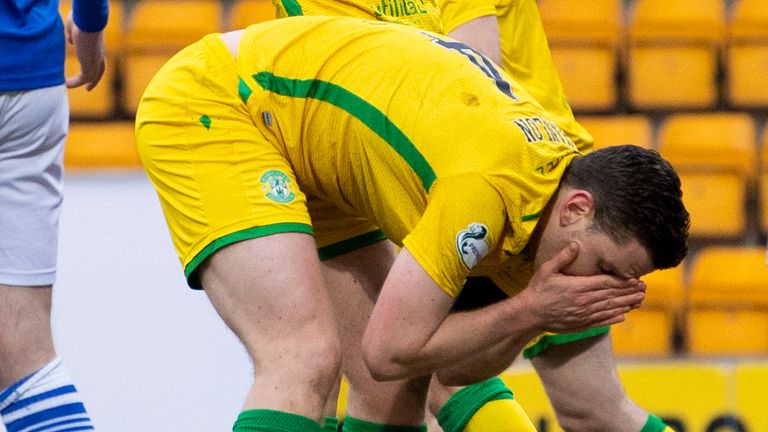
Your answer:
[561,145,690,269]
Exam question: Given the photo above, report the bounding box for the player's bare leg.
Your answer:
[322,240,432,427]
[0,284,97,430]
[200,233,342,423]
[0,285,55,388]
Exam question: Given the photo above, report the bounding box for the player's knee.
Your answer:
[296,330,343,393]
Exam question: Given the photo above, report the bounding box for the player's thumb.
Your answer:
[545,242,579,274]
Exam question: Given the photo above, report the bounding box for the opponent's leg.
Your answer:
[0,286,55,390]
[200,233,341,431]
[321,240,431,431]
[0,85,95,431]
[0,286,95,431]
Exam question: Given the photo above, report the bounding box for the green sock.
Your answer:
[436,377,514,432]
[324,416,339,432]
[233,409,323,432]
[342,416,426,432]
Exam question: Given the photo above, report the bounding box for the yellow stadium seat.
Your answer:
[124,0,222,49]
[658,113,757,238]
[577,115,653,150]
[612,266,685,357]
[761,129,768,233]
[726,0,768,108]
[686,247,768,356]
[227,0,276,31]
[59,1,123,119]
[539,0,622,112]
[59,0,123,51]
[627,0,725,110]
[122,52,177,115]
[122,0,222,114]
[65,122,141,170]
[64,54,118,119]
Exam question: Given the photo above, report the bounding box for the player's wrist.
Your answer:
[499,293,546,338]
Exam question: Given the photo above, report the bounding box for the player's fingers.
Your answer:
[65,73,86,89]
[584,310,630,329]
[65,12,74,44]
[599,289,645,309]
[577,275,644,296]
[539,242,579,275]
[85,60,106,91]
[583,304,636,328]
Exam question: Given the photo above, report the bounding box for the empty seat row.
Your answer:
[540,0,768,111]
[61,0,276,117]
[65,122,140,170]
[61,0,768,118]
[612,246,768,358]
[580,112,766,239]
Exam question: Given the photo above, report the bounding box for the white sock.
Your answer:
[0,357,95,432]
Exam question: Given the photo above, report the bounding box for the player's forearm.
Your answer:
[434,335,527,386]
[447,15,502,66]
[362,296,541,382]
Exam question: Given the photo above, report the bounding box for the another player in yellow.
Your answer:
[273,0,443,32]
[440,0,592,151]
[135,16,689,432]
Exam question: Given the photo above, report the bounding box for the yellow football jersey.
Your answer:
[273,0,443,33]
[136,17,581,297]
[440,0,593,151]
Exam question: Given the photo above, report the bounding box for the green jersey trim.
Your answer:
[251,71,437,191]
[640,414,669,432]
[238,78,253,104]
[317,230,388,261]
[521,211,541,222]
[185,222,314,289]
[523,326,610,358]
[280,0,304,16]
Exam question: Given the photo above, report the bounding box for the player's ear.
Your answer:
[559,189,594,226]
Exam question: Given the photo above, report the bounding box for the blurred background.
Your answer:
[44,0,768,431]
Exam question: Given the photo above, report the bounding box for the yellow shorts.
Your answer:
[135,34,382,288]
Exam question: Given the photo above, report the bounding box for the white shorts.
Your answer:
[0,85,68,286]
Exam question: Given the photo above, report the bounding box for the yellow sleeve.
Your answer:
[403,175,508,297]
[441,0,497,34]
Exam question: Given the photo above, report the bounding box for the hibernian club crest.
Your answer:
[260,169,295,204]
[455,222,490,269]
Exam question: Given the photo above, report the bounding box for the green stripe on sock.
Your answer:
[437,377,514,432]
[342,416,426,432]
[324,416,339,432]
[640,414,668,432]
[233,409,322,432]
